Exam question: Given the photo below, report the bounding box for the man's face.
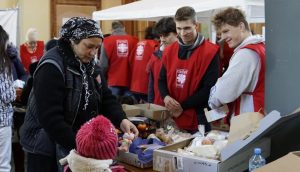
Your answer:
[160,32,178,46]
[72,37,102,63]
[220,23,244,48]
[175,19,197,45]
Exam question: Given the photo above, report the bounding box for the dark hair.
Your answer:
[144,26,159,40]
[154,17,177,36]
[212,7,249,31]
[175,6,197,23]
[112,20,124,30]
[45,38,58,51]
[0,25,11,75]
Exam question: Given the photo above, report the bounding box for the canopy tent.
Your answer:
[93,0,265,23]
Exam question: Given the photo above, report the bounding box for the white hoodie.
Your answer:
[208,35,265,114]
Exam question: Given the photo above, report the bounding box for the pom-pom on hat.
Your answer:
[76,115,118,160]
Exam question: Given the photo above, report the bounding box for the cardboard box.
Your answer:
[134,103,169,121]
[153,110,298,172]
[122,104,142,117]
[255,151,300,172]
[153,137,270,172]
[117,151,152,168]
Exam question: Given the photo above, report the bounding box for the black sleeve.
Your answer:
[13,57,28,82]
[158,64,169,100]
[34,64,76,150]
[20,77,33,105]
[181,54,220,110]
[98,68,127,128]
[147,71,154,103]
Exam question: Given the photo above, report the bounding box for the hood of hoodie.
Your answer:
[234,35,265,53]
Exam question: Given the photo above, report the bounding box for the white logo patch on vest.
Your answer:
[117,40,129,57]
[176,69,188,88]
[135,42,145,60]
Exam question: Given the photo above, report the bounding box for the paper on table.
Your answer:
[204,105,229,122]
[228,112,264,143]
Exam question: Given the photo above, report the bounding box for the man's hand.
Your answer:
[120,119,139,138]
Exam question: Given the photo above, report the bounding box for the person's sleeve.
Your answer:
[98,69,127,128]
[208,49,260,109]
[34,64,76,150]
[148,71,154,103]
[14,57,28,82]
[158,64,169,99]
[0,74,16,104]
[180,54,220,110]
[99,43,109,77]
[20,77,33,105]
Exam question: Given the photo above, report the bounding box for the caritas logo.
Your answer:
[117,40,129,57]
[135,42,145,60]
[176,69,188,88]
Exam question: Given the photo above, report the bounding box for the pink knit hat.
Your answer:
[76,115,118,160]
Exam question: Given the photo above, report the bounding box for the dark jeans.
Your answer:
[27,152,58,172]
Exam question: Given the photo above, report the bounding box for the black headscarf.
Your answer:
[60,17,104,40]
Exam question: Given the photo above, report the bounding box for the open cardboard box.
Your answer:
[153,110,300,172]
[122,104,142,117]
[134,103,170,121]
[255,151,300,172]
[117,151,152,168]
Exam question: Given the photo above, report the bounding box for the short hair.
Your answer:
[212,7,250,31]
[175,6,197,23]
[112,20,124,30]
[144,26,159,40]
[154,17,177,36]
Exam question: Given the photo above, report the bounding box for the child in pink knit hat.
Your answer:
[60,115,125,172]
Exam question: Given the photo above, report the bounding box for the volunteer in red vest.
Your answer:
[209,7,265,124]
[158,6,220,132]
[148,17,178,106]
[20,28,44,72]
[100,21,138,98]
[130,26,159,103]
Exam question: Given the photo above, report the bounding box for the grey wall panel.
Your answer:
[265,0,300,115]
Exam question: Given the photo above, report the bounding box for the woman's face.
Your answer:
[72,37,102,63]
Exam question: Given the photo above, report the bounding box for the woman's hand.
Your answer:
[120,119,139,138]
[163,95,181,111]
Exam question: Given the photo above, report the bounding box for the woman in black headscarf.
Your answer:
[20,17,138,172]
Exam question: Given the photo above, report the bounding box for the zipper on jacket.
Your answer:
[66,67,83,127]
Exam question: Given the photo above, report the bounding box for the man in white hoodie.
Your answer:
[209,7,265,124]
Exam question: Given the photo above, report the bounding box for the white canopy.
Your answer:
[93,0,264,23]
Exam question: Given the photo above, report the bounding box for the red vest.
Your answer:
[227,43,265,120]
[20,41,44,72]
[103,35,139,87]
[163,41,219,130]
[130,40,159,94]
[148,53,164,105]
